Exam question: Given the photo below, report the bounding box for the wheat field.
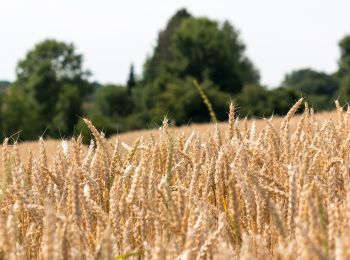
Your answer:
[1,100,350,259]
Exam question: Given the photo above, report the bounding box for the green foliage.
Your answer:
[143,9,192,83]
[14,39,91,137]
[236,85,301,117]
[304,95,334,111]
[337,36,350,103]
[268,87,302,115]
[337,75,350,103]
[127,64,136,95]
[0,81,10,93]
[16,39,90,87]
[282,68,338,96]
[82,84,136,136]
[338,35,350,77]
[144,9,258,94]
[138,76,230,125]
[1,87,41,140]
[131,9,260,129]
[95,85,133,118]
[171,18,259,93]
[235,85,273,117]
[52,84,82,137]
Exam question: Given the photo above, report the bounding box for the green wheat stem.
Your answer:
[193,80,218,123]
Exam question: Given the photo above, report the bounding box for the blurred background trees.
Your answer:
[282,69,338,96]
[3,39,92,139]
[0,8,349,140]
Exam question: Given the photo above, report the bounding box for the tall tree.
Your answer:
[338,35,350,77]
[14,39,91,136]
[336,35,350,101]
[143,9,192,82]
[143,9,259,93]
[170,18,259,93]
[127,64,136,95]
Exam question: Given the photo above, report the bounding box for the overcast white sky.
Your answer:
[1,0,349,87]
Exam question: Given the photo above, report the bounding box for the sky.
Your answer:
[1,0,349,87]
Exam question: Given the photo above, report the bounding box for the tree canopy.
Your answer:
[282,68,338,96]
[338,35,350,77]
[10,39,91,138]
[143,10,259,93]
[143,9,192,83]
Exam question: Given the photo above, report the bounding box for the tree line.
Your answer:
[1,8,350,141]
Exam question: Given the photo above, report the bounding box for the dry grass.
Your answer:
[1,103,350,259]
